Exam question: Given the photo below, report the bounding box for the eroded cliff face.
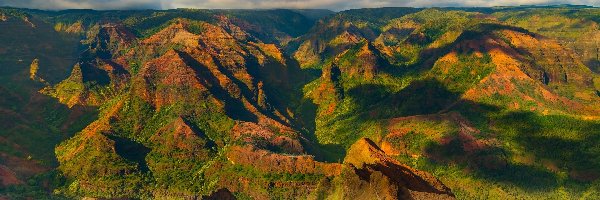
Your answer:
[433,28,600,116]
[336,138,455,200]
[568,31,600,73]
[218,137,455,200]
[496,10,600,74]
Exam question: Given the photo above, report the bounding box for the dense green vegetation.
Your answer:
[295,5,600,200]
[0,9,98,200]
[389,107,600,199]
[1,5,599,200]
[430,52,495,92]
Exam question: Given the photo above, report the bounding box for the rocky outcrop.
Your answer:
[339,138,455,200]
[227,145,342,177]
[28,58,47,84]
[41,64,92,107]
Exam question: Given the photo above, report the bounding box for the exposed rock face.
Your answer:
[29,58,40,80]
[54,21,85,33]
[0,13,7,22]
[23,16,35,28]
[568,31,600,73]
[499,30,593,87]
[231,122,303,154]
[447,28,600,115]
[227,145,342,177]
[134,49,211,108]
[219,137,455,200]
[215,15,251,41]
[89,23,136,59]
[142,20,201,50]
[340,138,455,200]
[65,21,84,33]
[498,12,600,74]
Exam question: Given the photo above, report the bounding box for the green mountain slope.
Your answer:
[290,7,600,199]
[0,5,599,200]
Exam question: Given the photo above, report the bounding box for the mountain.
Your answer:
[0,5,599,199]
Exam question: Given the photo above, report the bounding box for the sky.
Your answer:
[0,0,598,11]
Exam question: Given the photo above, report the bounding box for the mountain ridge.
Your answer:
[0,6,599,199]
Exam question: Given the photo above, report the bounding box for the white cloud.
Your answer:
[0,0,597,11]
[0,0,162,10]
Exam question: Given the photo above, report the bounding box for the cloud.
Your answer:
[0,0,162,10]
[0,0,598,11]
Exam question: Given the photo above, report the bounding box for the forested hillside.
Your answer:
[0,5,599,199]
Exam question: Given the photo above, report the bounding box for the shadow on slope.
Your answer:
[108,135,151,173]
[425,100,600,192]
[176,50,259,122]
[319,75,599,192]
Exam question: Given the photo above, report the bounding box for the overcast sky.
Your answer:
[0,0,598,11]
